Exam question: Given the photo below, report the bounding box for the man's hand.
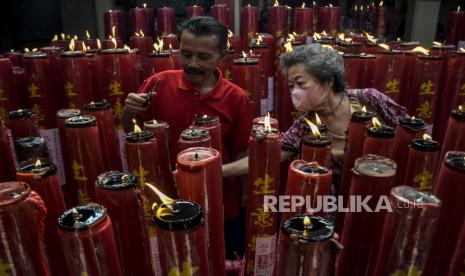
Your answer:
[124,93,150,114]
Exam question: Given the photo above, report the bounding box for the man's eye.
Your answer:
[181,52,192,58]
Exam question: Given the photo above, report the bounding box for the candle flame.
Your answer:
[411,116,416,120]
[302,2,305,8]
[379,1,383,7]
[338,33,345,40]
[112,26,116,38]
[459,105,464,112]
[52,34,58,42]
[24,48,30,53]
[140,30,145,37]
[34,158,41,168]
[315,113,322,126]
[112,37,118,49]
[73,35,78,40]
[32,48,38,52]
[379,43,390,50]
[423,133,432,141]
[152,119,158,125]
[304,117,321,137]
[287,33,295,42]
[412,46,430,56]
[264,113,272,132]
[329,3,333,7]
[372,117,382,128]
[458,6,461,12]
[360,5,364,11]
[228,29,234,38]
[242,51,247,59]
[304,216,311,226]
[145,182,175,205]
[355,5,358,11]
[459,48,465,53]
[202,115,208,119]
[132,119,142,133]
[433,41,442,46]
[86,30,91,39]
[135,31,141,37]
[257,34,263,45]
[397,37,401,42]
[284,41,293,53]
[69,39,76,52]
[82,42,87,52]
[313,1,316,6]
[143,3,147,8]
[124,44,131,50]
[322,45,334,50]
[61,33,66,40]
[96,38,101,50]
[313,32,322,40]
[344,38,353,43]
[321,30,328,37]
[362,106,367,113]
[109,9,112,12]
[274,0,279,6]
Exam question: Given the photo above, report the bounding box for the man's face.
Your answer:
[179,30,224,85]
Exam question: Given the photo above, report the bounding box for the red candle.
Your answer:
[372,3,386,38]
[337,41,362,54]
[60,51,94,109]
[408,55,443,125]
[193,115,222,153]
[57,204,123,276]
[337,108,374,234]
[186,5,204,18]
[96,171,155,275]
[450,216,465,275]
[130,35,154,79]
[218,49,236,81]
[253,116,279,129]
[399,41,421,51]
[157,7,175,36]
[241,5,259,50]
[83,101,122,171]
[268,4,288,40]
[16,158,67,276]
[336,155,396,276]
[250,39,273,109]
[392,116,427,185]
[65,115,105,205]
[161,34,180,50]
[154,200,210,275]
[175,147,225,276]
[277,215,334,275]
[404,136,441,190]
[0,182,48,275]
[374,186,441,275]
[228,33,242,53]
[0,121,16,182]
[23,52,58,129]
[343,54,361,89]
[275,50,296,131]
[0,58,20,118]
[232,55,261,117]
[358,54,376,88]
[258,32,277,71]
[12,66,28,106]
[177,127,212,153]
[293,5,313,36]
[399,50,418,107]
[211,4,230,28]
[82,32,98,50]
[104,10,126,40]
[445,7,464,45]
[144,119,176,198]
[14,136,51,164]
[8,109,40,141]
[424,151,465,276]
[245,124,280,276]
[373,50,404,102]
[101,38,124,49]
[282,160,332,222]
[129,6,155,38]
[4,50,24,67]
[301,133,332,167]
[146,51,178,75]
[318,5,341,36]
[362,118,395,158]
[439,107,465,166]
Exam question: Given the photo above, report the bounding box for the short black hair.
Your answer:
[178,16,228,52]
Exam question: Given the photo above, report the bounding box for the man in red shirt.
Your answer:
[122,16,252,258]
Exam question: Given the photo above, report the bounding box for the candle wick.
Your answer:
[194,153,199,161]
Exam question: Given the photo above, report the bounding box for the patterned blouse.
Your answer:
[281,88,407,190]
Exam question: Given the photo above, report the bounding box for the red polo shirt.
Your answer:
[138,69,252,219]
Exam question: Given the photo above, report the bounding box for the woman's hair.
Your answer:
[280,44,346,92]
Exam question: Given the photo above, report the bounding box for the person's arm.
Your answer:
[121,92,149,133]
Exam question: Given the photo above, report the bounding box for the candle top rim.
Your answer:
[302,133,332,146]
[431,44,455,49]
[17,158,57,177]
[125,130,154,142]
[83,101,111,111]
[358,53,376,59]
[303,122,328,133]
[58,204,107,231]
[65,115,97,128]
[154,200,204,231]
[194,115,220,126]
[180,127,210,140]
[417,54,442,60]
[0,182,31,207]
[282,215,334,242]
[337,41,362,48]
[378,49,402,55]
[399,41,420,46]
[148,51,171,57]
[351,110,375,121]
[177,147,220,164]
[57,108,81,119]
[367,125,395,138]
[97,171,138,190]
[411,138,440,152]
[8,108,35,119]
[60,51,86,57]
[251,125,280,140]
[233,57,259,64]
[99,48,129,55]
[391,186,441,208]
[292,160,331,175]
[452,51,465,56]
[15,136,46,148]
[354,154,397,178]
[23,52,48,59]
[249,43,269,49]
[398,116,426,130]
[143,119,169,128]
[444,152,465,172]
[451,108,465,119]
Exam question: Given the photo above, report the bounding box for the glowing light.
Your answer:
[97,38,102,50]
[315,113,322,126]
[412,46,430,56]
[132,119,142,133]
[61,33,66,40]
[372,117,382,128]
[313,33,322,40]
[362,106,367,113]
[274,0,279,6]
[34,159,42,168]
[86,30,91,39]
[302,2,305,8]
[124,44,130,50]
[52,34,58,42]
[145,182,175,205]
[433,41,442,46]
[143,3,147,8]
[380,1,384,6]
[228,29,234,38]
[284,41,293,53]
[459,105,464,112]
[423,134,432,141]
[264,113,272,132]
[111,37,118,49]
[338,33,345,40]
[112,26,116,38]
[304,117,321,137]
[69,39,76,52]
[379,43,390,50]
[257,34,263,45]
[304,216,311,226]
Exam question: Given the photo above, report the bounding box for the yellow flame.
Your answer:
[458,6,461,12]
[322,45,334,50]
[423,133,432,141]
[344,38,353,43]
[124,44,130,50]
[354,5,358,11]
[32,48,38,52]
[24,48,30,53]
[380,1,384,6]
[145,183,175,205]
[360,5,364,11]
[109,9,112,12]
[304,117,321,137]
[257,34,263,45]
[61,33,66,40]
[367,37,377,44]
[143,3,147,8]
[379,43,390,50]
[433,41,442,46]
[459,105,464,112]
[329,3,333,7]
[284,41,293,53]
[96,38,101,49]
[140,30,145,37]
[112,26,116,38]
[372,117,382,128]
[274,0,279,6]
[135,31,141,37]
[313,32,322,40]
[321,30,328,37]
[152,119,158,125]
[303,216,311,226]
[169,44,173,51]
[362,106,367,113]
[315,113,322,126]
[460,48,465,53]
[242,51,247,59]
[302,2,305,8]
[287,33,295,42]
[34,158,42,168]
[228,29,234,38]
[133,123,142,133]
[338,33,345,40]
[82,41,87,52]
[111,37,117,49]
[69,39,76,52]
[52,34,58,42]
[412,46,430,56]
[264,113,272,131]
[397,37,401,42]
[73,35,78,40]
[86,30,91,39]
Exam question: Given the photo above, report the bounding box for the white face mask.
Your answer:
[291,84,328,112]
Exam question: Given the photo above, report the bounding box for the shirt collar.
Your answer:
[178,68,225,99]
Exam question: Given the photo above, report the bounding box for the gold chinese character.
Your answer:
[32,104,45,122]
[28,83,41,98]
[385,79,399,94]
[0,90,7,101]
[414,170,433,191]
[251,207,273,228]
[132,165,149,185]
[78,190,91,204]
[224,69,232,80]
[246,261,255,275]
[0,107,7,122]
[65,81,77,97]
[81,272,89,276]
[108,80,124,96]
[168,261,199,276]
[390,265,421,276]
[248,235,256,252]
[419,80,434,95]
[459,83,465,96]
[73,160,88,181]
[416,101,432,120]
[113,98,124,128]
[254,174,275,195]
[0,259,11,275]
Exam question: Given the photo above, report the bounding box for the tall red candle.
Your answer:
[0,121,16,182]
[241,5,259,50]
[104,10,126,40]
[157,7,175,36]
[8,109,40,141]
[301,133,332,167]
[96,171,154,276]
[404,137,440,190]
[343,54,361,89]
[0,58,20,119]
[268,4,288,40]
[0,182,49,275]
[424,151,465,276]
[16,158,68,276]
[253,116,279,129]
[363,41,383,55]
[277,215,334,276]
[211,4,230,28]
[12,66,28,106]
[57,204,123,276]
[245,125,280,276]
[439,107,465,170]
[154,200,210,275]
[175,147,225,276]
[129,6,155,38]
[398,50,418,107]
[39,46,64,109]
[186,5,204,18]
[146,51,178,75]
[373,50,405,102]
[318,6,341,36]
[65,115,105,205]
[358,54,376,88]
[372,3,386,38]
[232,56,261,117]
[60,51,94,109]
[293,5,313,36]
[250,40,273,112]
[130,35,154,79]
[336,155,396,276]
[362,119,395,158]
[143,119,176,198]
[193,115,222,153]
[374,186,441,275]
[445,7,464,45]
[101,38,124,49]
[83,101,122,171]
[218,49,236,81]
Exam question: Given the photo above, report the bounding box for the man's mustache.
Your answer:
[184,67,205,75]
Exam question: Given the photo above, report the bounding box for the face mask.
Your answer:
[291,85,328,112]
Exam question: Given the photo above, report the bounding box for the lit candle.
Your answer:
[253,115,279,129]
[373,49,404,102]
[301,119,332,166]
[57,109,81,188]
[372,1,386,37]
[8,109,40,141]
[232,52,261,117]
[211,4,230,28]
[146,50,177,75]
[268,2,288,41]
[0,121,16,181]
[57,204,123,276]
[337,41,362,54]
[277,215,334,275]
[374,186,441,275]
[445,6,464,45]
[178,127,212,153]
[362,117,396,158]
[161,34,179,50]
[14,136,51,164]
[175,147,225,276]
[293,4,313,36]
[318,5,341,35]
[241,5,259,50]
[250,36,273,109]
[228,30,242,53]
[157,7,175,36]
[129,6,155,38]
[0,182,48,275]
[130,31,154,79]
[104,10,126,40]
[439,107,465,175]
[186,5,205,18]
[358,54,376,89]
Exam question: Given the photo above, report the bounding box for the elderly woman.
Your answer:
[223,43,406,185]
